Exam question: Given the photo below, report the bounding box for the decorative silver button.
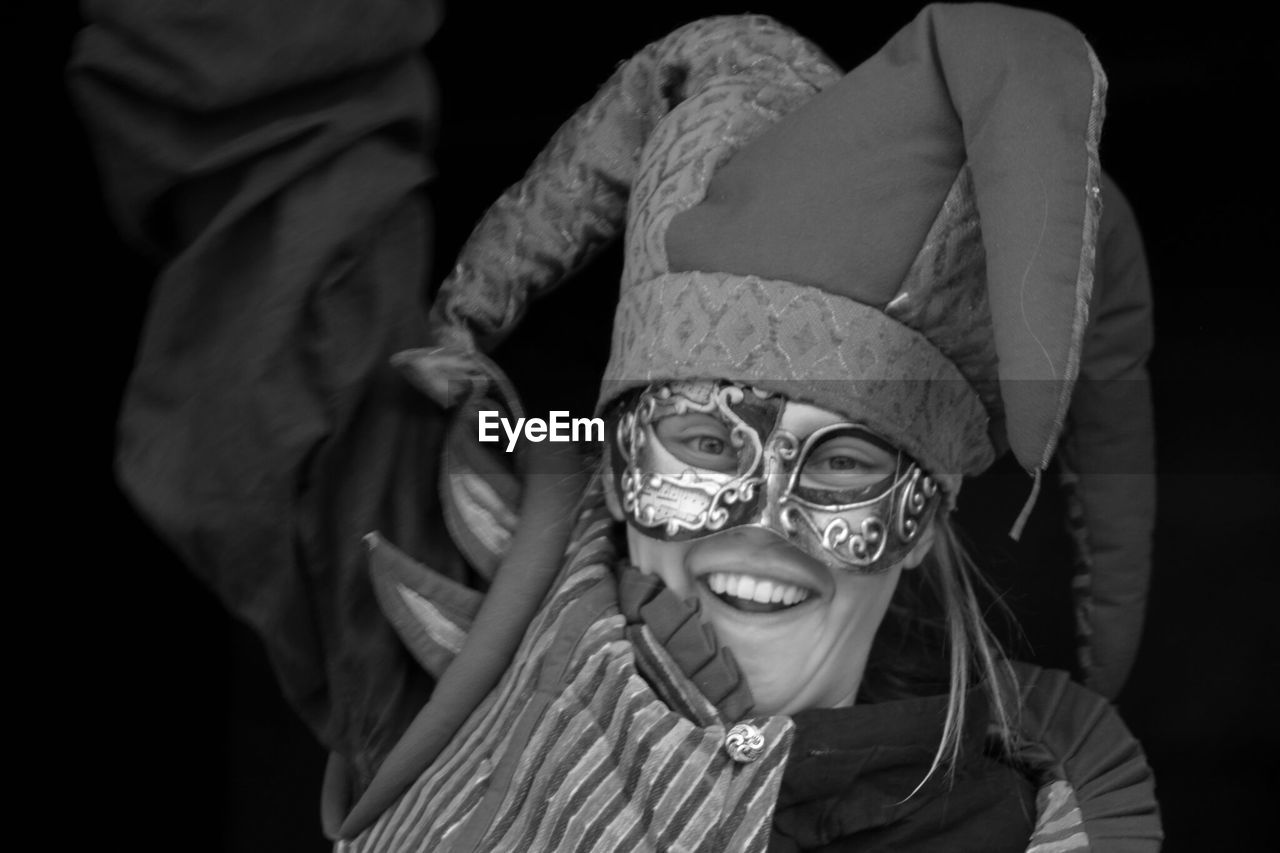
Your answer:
[724,722,766,763]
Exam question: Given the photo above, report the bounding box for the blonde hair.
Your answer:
[862,513,1020,794]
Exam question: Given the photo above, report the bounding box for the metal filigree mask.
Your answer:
[608,381,942,574]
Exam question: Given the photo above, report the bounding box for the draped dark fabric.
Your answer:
[69,0,462,793]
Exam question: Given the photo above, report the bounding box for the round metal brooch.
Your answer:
[723,722,766,763]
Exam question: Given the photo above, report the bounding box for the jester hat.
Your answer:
[405,5,1154,699]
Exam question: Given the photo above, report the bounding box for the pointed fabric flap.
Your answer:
[1058,176,1156,699]
[440,397,523,581]
[926,4,1107,472]
[365,532,483,678]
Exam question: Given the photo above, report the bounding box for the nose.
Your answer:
[694,524,805,561]
[687,523,831,594]
[711,526,788,546]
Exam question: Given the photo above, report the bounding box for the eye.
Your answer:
[799,435,896,492]
[654,414,737,472]
[814,453,862,471]
[693,435,727,456]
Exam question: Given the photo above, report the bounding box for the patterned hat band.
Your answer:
[598,270,995,503]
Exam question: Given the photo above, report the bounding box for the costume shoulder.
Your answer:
[1010,663,1162,852]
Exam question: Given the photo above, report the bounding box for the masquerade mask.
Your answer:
[608,381,941,574]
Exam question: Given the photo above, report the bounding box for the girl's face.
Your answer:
[616,396,934,716]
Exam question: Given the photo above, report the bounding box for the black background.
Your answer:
[52,2,1279,850]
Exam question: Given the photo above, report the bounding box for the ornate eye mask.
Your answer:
[608,381,941,573]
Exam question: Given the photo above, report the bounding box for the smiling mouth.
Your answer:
[703,572,814,613]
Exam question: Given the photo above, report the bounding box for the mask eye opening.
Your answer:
[786,424,905,508]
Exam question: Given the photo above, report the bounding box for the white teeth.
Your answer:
[753,578,774,601]
[703,573,811,607]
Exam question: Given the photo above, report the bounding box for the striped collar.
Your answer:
[616,562,756,724]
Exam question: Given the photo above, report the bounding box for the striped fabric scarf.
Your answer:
[339,486,797,852]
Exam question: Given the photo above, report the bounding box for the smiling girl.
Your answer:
[76,1,1161,850]
[338,6,1160,847]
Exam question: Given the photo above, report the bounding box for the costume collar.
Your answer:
[616,560,756,724]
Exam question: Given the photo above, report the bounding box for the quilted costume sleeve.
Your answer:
[1011,664,1162,852]
[69,0,464,794]
[1058,176,1157,699]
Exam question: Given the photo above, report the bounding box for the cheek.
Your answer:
[625,528,696,598]
[829,569,902,637]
